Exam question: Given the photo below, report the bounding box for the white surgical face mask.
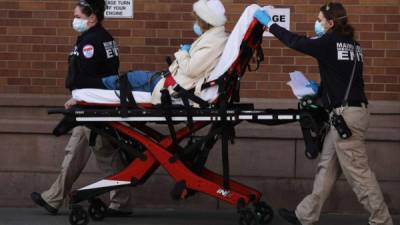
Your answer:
[314,20,325,37]
[72,18,89,33]
[193,22,203,36]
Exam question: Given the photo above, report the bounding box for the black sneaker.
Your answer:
[278,208,301,225]
[106,208,132,217]
[30,192,58,215]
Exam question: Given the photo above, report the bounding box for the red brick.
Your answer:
[32,11,58,19]
[373,41,400,49]
[32,28,57,36]
[365,83,385,92]
[387,15,400,23]
[46,2,70,10]
[157,47,176,55]
[359,15,385,23]
[32,78,56,86]
[0,19,19,26]
[364,49,385,57]
[134,12,157,20]
[257,82,283,90]
[364,67,385,75]
[374,24,399,32]
[373,76,397,83]
[8,10,32,18]
[19,69,44,77]
[359,32,385,41]
[109,29,131,37]
[0,69,18,77]
[241,81,257,90]
[32,62,56,70]
[386,33,400,41]
[386,84,400,92]
[374,58,400,67]
[370,92,400,101]
[7,61,31,69]
[20,19,45,27]
[386,67,400,75]
[19,2,46,10]
[21,53,44,61]
[19,36,44,44]
[7,44,32,52]
[270,57,294,65]
[7,78,31,85]
[157,13,181,21]
[32,45,56,53]
[387,50,400,58]
[0,2,18,10]
[0,53,19,60]
[18,85,43,94]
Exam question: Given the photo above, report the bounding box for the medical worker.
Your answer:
[31,0,131,216]
[101,0,229,105]
[255,2,393,225]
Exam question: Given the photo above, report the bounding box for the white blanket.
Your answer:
[73,4,266,105]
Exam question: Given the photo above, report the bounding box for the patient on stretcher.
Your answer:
[72,3,270,107]
[99,0,228,105]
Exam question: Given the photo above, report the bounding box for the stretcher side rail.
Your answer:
[49,104,301,122]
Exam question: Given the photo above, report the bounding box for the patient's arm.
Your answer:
[174,42,221,79]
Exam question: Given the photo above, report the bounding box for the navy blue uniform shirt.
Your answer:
[269,24,368,109]
[66,23,119,90]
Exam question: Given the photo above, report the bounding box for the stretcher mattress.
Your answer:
[73,4,269,105]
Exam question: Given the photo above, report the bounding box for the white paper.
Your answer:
[286,71,316,99]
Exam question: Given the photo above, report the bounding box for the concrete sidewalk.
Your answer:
[0,208,399,225]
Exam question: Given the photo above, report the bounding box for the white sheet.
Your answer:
[72,89,152,104]
[201,4,266,102]
[73,4,267,105]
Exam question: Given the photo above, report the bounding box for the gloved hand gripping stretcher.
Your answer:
[49,5,329,225]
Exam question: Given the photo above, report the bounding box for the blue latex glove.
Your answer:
[180,44,191,52]
[306,80,319,93]
[254,9,271,26]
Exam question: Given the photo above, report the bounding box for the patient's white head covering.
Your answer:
[193,0,227,27]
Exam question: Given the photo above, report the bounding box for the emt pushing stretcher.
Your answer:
[48,2,329,225]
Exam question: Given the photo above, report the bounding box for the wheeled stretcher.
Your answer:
[49,5,328,225]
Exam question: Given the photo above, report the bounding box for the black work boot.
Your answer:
[279,208,301,225]
[30,192,58,215]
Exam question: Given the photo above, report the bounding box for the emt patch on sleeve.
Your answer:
[82,45,94,59]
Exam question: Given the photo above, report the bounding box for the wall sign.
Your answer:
[264,8,291,37]
[105,0,134,18]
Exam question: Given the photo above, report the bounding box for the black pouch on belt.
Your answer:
[331,113,352,139]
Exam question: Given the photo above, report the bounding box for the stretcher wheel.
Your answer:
[88,198,107,221]
[239,208,257,225]
[69,205,89,225]
[254,202,274,224]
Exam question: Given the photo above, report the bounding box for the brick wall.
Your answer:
[0,0,399,100]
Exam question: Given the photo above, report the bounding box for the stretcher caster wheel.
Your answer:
[88,198,107,221]
[239,208,257,225]
[254,202,274,224]
[69,205,89,225]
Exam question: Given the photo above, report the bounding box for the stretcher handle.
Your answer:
[48,108,69,115]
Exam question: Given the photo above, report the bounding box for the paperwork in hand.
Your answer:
[286,71,317,99]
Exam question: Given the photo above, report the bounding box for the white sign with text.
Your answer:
[264,8,291,37]
[105,0,134,18]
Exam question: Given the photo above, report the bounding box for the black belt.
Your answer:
[333,102,368,108]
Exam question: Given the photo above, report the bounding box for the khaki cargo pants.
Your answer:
[295,107,393,225]
[41,126,131,210]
